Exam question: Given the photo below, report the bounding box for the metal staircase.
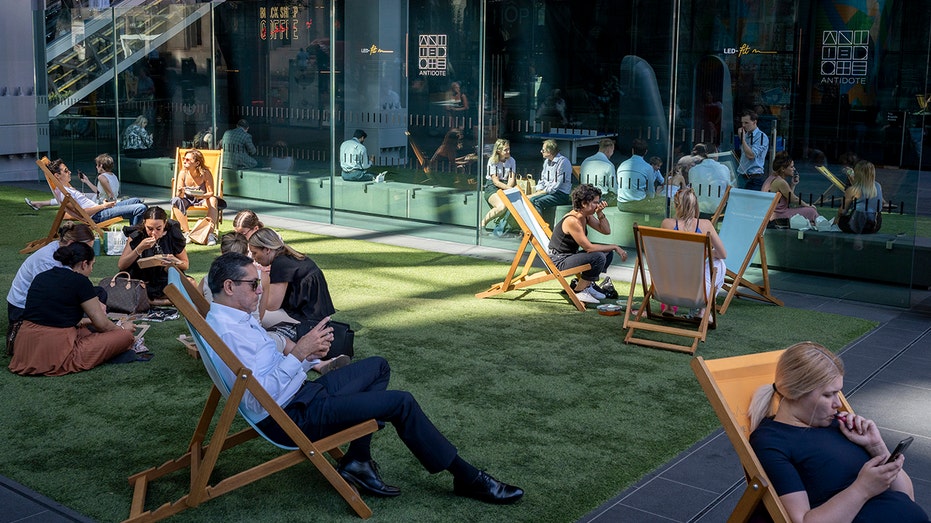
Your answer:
[46,0,217,118]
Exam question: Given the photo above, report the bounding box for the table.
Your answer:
[523,132,617,164]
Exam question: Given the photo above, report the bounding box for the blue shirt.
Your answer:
[580,151,615,194]
[535,153,572,195]
[737,128,769,175]
[616,154,660,203]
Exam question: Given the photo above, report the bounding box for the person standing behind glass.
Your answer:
[616,138,660,204]
[221,119,258,170]
[123,115,158,158]
[528,139,572,220]
[479,139,517,230]
[580,138,616,198]
[339,129,384,182]
[736,109,769,191]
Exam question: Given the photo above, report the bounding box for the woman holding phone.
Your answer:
[748,342,927,522]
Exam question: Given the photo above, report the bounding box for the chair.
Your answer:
[709,188,784,314]
[124,283,379,522]
[475,187,592,311]
[690,350,852,523]
[167,267,209,358]
[815,165,846,199]
[171,147,225,224]
[22,157,123,254]
[622,224,717,354]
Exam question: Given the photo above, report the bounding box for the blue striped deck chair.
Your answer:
[125,269,378,522]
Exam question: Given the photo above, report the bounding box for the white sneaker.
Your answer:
[575,287,601,304]
[375,171,387,183]
[25,198,39,211]
[587,285,607,300]
[206,233,217,246]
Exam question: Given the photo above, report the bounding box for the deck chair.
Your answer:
[171,147,225,224]
[22,157,123,254]
[167,266,209,358]
[709,188,784,314]
[690,350,852,523]
[815,165,846,199]
[623,224,717,354]
[125,283,378,522]
[475,187,592,311]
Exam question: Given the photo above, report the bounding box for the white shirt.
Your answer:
[339,138,371,173]
[96,172,120,201]
[689,159,734,214]
[580,151,615,194]
[54,185,96,211]
[486,157,516,180]
[536,153,572,194]
[7,241,63,308]
[206,302,313,422]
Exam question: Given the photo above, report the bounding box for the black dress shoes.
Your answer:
[453,470,524,504]
[337,459,401,497]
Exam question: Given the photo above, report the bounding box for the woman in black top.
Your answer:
[9,243,135,376]
[549,184,627,304]
[247,227,335,326]
[117,206,189,304]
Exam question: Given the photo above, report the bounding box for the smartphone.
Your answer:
[886,436,914,464]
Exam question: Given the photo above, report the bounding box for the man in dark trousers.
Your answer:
[205,252,523,504]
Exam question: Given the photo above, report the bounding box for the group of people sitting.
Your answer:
[6,206,525,507]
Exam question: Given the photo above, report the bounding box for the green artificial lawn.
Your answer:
[0,185,876,522]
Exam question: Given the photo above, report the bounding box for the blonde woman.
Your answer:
[660,187,727,314]
[748,342,926,523]
[837,160,883,234]
[248,228,347,374]
[480,139,517,229]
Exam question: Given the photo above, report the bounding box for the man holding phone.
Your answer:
[206,253,523,504]
[736,110,769,191]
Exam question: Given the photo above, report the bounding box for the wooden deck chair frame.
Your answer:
[709,188,784,314]
[475,187,592,311]
[124,283,378,522]
[622,224,717,354]
[171,147,225,224]
[690,350,852,523]
[22,157,123,254]
[815,165,846,199]
[167,267,209,358]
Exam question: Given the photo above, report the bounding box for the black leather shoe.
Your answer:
[337,459,401,497]
[453,470,524,504]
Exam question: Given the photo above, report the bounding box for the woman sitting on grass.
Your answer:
[9,242,135,376]
[118,206,189,307]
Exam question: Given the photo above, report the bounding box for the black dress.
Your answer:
[126,220,186,299]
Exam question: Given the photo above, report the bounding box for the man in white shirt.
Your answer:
[686,143,734,214]
[48,159,146,225]
[616,138,662,204]
[339,129,385,182]
[205,253,523,504]
[579,138,616,197]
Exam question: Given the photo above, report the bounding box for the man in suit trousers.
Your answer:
[205,253,523,504]
[221,119,258,169]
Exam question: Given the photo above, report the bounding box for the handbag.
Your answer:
[99,272,150,314]
[188,217,214,245]
[105,225,127,256]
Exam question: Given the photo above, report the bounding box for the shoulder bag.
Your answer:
[99,272,150,314]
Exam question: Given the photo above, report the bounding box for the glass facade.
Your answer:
[39,0,930,306]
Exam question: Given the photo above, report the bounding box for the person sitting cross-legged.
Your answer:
[205,252,524,504]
